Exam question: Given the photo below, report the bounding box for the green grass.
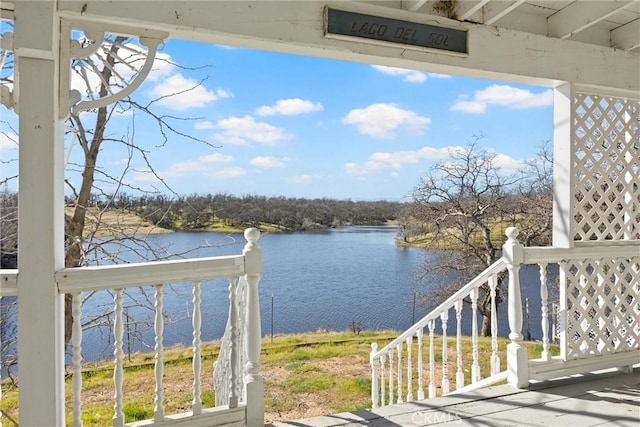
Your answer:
[123,401,153,422]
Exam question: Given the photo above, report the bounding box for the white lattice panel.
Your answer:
[572,93,639,242]
[563,257,640,359]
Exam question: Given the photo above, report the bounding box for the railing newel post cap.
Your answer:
[505,227,519,240]
[371,342,378,352]
[244,227,261,242]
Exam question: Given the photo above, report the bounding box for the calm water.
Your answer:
[79,226,551,361]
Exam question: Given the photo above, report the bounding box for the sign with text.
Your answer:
[325,8,468,54]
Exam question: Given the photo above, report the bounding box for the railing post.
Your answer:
[503,227,529,389]
[243,228,264,426]
[370,343,379,408]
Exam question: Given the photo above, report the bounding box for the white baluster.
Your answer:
[490,275,500,375]
[72,292,83,427]
[558,261,568,360]
[406,336,413,401]
[228,278,239,408]
[539,263,551,361]
[504,227,529,388]
[455,299,464,390]
[154,285,164,422]
[396,343,403,404]
[441,311,449,395]
[113,289,124,427]
[417,329,424,400]
[428,320,436,398]
[388,347,394,405]
[192,281,202,415]
[380,354,386,406]
[551,302,559,345]
[370,343,379,408]
[470,288,481,383]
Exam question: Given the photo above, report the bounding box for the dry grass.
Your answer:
[65,207,172,237]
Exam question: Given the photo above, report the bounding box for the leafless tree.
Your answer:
[512,141,553,247]
[1,33,218,357]
[411,138,522,336]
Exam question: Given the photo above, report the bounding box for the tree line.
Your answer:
[85,193,405,232]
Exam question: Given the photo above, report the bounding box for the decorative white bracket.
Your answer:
[59,19,169,119]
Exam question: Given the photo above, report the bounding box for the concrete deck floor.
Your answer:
[268,369,640,426]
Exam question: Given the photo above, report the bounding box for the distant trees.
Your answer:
[408,140,553,336]
[91,192,404,231]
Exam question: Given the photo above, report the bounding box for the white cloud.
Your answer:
[287,173,318,184]
[0,132,18,149]
[213,167,246,178]
[493,153,524,171]
[451,84,553,114]
[195,121,215,130]
[164,161,208,177]
[132,153,236,182]
[256,98,323,116]
[212,115,292,146]
[147,74,225,110]
[450,100,486,113]
[345,145,462,176]
[344,162,368,178]
[214,88,234,99]
[199,153,233,163]
[372,65,427,83]
[250,156,288,168]
[428,73,452,79]
[343,103,431,139]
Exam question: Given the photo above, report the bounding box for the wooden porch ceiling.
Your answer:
[1,1,639,53]
[2,1,639,91]
[390,0,640,52]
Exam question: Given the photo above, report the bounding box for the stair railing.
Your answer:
[370,256,507,408]
[371,226,640,408]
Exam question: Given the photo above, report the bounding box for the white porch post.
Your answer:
[552,83,574,363]
[552,82,575,249]
[14,1,66,425]
[503,227,529,389]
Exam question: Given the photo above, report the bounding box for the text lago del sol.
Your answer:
[350,21,451,48]
[326,8,468,54]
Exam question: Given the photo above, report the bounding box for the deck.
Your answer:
[269,369,640,426]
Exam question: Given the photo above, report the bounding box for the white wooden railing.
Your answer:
[369,256,507,407]
[371,227,640,408]
[0,228,263,427]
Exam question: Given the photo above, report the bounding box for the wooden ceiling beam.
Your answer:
[457,0,492,21]
[484,0,527,25]
[548,0,639,39]
[611,18,640,50]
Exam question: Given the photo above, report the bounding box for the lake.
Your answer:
[78,225,552,361]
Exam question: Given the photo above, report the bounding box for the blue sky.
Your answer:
[1,38,554,201]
